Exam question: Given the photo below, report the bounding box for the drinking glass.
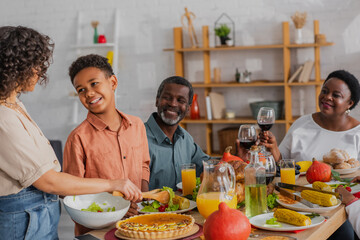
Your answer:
[280,159,296,185]
[238,124,257,150]
[262,153,276,185]
[257,107,275,152]
[181,163,196,196]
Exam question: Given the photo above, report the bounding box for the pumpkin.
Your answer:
[221,146,244,162]
[203,202,251,240]
[306,160,332,183]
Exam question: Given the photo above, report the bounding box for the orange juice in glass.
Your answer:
[280,159,295,184]
[196,192,237,219]
[181,163,196,196]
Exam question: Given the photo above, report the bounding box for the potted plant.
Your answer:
[215,24,231,45]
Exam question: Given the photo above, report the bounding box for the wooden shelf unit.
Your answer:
[168,20,333,156]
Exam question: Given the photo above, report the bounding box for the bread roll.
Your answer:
[333,162,351,169]
[347,158,360,168]
[323,148,347,164]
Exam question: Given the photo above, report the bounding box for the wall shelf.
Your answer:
[167,20,333,156]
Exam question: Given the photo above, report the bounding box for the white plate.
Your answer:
[276,194,341,213]
[306,181,360,194]
[176,182,182,190]
[249,212,325,231]
[137,199,197,214]
[332,167,360,175]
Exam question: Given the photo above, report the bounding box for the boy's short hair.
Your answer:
[156,76,194,105]
[69,54,114,84]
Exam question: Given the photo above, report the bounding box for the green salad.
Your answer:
[81,202,115,212]
[141,187,179,212]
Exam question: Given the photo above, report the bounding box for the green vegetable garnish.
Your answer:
[166,204,179,212]
[305,213,320,219]
[265,217,282,227]
[331,170,352,183]
[161,186,175,206]
[142,205,158,212]
[237,201,245,209]
[192,177,201,201]
[267,193,279,209]
[151,200,161,209]
[81,202,103,212]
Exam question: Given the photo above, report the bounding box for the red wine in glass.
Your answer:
[265,173,275,185]
[258,123,273,131]
[240,140,256,150]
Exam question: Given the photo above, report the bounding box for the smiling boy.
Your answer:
[63,54,150,235]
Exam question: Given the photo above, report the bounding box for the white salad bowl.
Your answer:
[63,192,130,229]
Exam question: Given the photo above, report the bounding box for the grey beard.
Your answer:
[159,111,181,126]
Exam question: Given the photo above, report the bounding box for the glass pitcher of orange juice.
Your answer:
[196,159,237,219]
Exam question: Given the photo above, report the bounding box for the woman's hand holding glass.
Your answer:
[257,107,275,151]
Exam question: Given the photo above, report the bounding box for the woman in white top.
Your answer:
[262,70,360,163]
[261,69,360,240]
[0,26,142,240]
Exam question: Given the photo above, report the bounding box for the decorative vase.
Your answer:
[190,94,200,119]
[295,28,303,44]
[93,27,99,44]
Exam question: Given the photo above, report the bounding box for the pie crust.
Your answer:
[116,213,195,239]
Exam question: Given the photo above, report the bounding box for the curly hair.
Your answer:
[0,26,54,100]
[324,70,360,110]
[69,54,114,84]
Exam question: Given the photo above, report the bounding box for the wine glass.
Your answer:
[262,153,276,185]
[257,107,275,152]
[238,124,257,151]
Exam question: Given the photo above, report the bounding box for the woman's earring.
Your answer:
[345,108,351,114]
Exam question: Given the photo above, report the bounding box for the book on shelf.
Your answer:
[288,65,304,83]
[209,92,226,120]
[298,60,314,83]
[205,96,212,120]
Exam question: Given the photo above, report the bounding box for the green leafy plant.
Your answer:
[215,24,231,38]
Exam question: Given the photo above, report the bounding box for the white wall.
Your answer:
[1,0,360,151]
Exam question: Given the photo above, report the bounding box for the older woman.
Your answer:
[0,26,142,240]
[261,69,360,240]
[261,70,360,162]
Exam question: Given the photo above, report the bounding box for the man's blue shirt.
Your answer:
[145,113,209,190]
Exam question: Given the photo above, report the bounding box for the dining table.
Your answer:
[88,169,360,240]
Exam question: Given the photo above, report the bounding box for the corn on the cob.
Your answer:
[301,190,337,207]
[273,209,311,226]
[312,181,332,192]
[172,195,190,210]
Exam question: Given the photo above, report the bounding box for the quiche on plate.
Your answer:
[115,213,195,239]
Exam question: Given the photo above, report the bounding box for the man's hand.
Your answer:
[336,186,356,205]
[124,201,140,218]
[351,176,360,183]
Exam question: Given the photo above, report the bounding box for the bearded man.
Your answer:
[145,76,209,190]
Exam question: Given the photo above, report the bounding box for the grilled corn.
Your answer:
[172,195,190,210]
[312,181,332,192]
[301,190,337,207]
[273,209,311,226]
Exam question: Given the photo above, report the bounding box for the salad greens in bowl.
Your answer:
[63,192,130,229]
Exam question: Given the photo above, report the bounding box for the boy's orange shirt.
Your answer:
[63,110,150,189]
